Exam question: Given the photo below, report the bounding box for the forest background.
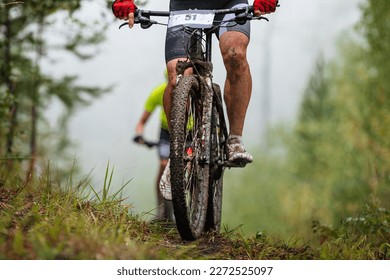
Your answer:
[1,0,389,246]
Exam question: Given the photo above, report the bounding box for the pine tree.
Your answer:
[0,0,115,179]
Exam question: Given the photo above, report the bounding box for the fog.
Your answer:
[45,0,362,216]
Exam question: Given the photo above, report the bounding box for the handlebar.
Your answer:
[134,5,254,17]
[143,140,159,148]
[119,5,271,30]
[133,135,159,148]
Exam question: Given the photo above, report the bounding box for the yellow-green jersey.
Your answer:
[144,82,168,130]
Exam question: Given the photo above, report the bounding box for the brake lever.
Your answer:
[253,16,269,22]
[118,11,157,29]
[119,22,128,29]
[235,6,251,25]
[235,12,250,25]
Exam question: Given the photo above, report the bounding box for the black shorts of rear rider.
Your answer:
[165,0,250,63]
[158,128,170,160]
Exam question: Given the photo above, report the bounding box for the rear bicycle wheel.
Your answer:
[205,83,227,232]
[170,75,210,241]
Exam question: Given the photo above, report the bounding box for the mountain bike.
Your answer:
[122,5,269,241]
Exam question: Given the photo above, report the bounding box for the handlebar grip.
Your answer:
[144,140,158,148]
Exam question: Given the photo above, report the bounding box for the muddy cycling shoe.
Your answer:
[159,160,172,201]
[226,136,253,167]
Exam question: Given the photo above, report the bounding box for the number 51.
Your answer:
[185,14,197,21]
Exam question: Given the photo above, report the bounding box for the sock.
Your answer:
[228,134,242,143]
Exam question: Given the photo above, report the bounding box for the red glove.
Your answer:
[253,0,278,14]
[112,0,137,19]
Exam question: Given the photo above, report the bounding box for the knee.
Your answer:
[222,47,249,84]
[166,78,176,92]
[164,71,176,99]
[166,61,177,89]
[222,46,248,72]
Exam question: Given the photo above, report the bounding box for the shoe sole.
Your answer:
[226,158,252,168]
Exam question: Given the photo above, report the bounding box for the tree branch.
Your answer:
[1,2,24,8]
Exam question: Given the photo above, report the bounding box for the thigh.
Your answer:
[165,25,192,63]
[216,1,250,39]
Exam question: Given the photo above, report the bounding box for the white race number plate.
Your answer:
[168,10,215,28]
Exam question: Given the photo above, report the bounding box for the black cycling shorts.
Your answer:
[165,0,250,63]
[158,128,170,160]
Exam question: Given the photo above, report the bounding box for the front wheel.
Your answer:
[170,75,210,241]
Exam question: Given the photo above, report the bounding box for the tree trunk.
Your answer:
[26,14,44,179]
[1,6,18,170]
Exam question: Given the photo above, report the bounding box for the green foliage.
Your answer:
[89,161,132,203]
[2,0,388,260]
[0,0,112,178]
[0,170,158,259]
[223,0,389,252]
[284,0,389,225]
[0,169,318,260]
[313,197,389,259]
[0,158,383,260]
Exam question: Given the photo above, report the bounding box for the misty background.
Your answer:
[39,0,363,235]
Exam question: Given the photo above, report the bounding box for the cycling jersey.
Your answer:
[144,82,169,130]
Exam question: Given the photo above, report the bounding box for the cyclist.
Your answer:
[133,70,174,221]
[112,0,278,166]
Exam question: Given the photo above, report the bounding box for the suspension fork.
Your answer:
[182,30,214,164]
[199,32,214,164]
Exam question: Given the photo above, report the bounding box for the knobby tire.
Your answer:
[204,83,226,232]
[170,75,210,241]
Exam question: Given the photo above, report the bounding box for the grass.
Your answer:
[312,197,390,259]
[0,169,159,259]
[0,168,388,260]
